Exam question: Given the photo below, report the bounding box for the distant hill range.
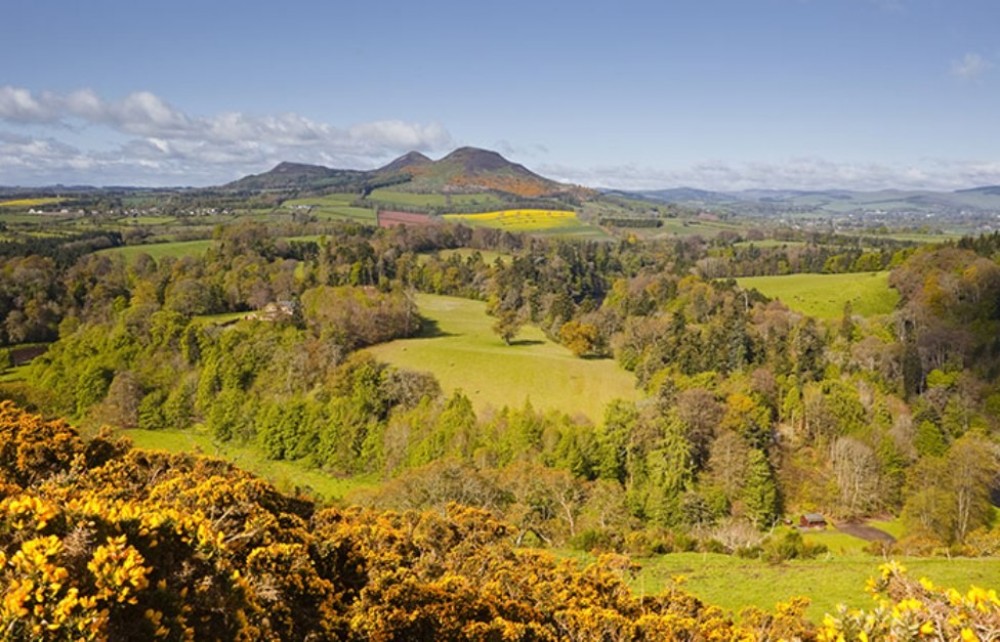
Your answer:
[621,185,1000,217]
[222,147,591,201]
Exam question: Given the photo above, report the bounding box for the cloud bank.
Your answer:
[2,86,1000,191]
[0,86,453,185]
[541,157,1000,193]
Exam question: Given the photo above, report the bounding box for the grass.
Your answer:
[283,194,377,223]
[736,271,899,319]
[123,428,375,502]
[365,294,640,424]
[559,550,1000,623]
[434,248,510,265]
[368,189,505,210]
[100,239,216,261]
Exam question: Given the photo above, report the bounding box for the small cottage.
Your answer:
[799,513,828,529]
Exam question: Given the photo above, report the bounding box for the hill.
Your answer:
[221,161,370,193]
[220,147,593,202]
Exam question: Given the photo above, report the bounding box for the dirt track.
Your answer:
[836,522,896,543]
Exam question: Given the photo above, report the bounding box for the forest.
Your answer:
[0,216,999,639]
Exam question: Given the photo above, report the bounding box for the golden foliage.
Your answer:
[0,401,987,641]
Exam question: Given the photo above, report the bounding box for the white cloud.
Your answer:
[0,86,454,185]
[951,53,992,80]
[541,157,1000,192]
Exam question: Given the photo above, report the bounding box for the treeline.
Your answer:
[7,221,998,555]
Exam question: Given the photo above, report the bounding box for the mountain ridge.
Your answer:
[219,147,590,200]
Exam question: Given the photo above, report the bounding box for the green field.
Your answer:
[123,428,374,502]
[626,552,1000,622]
[368,189,505,210]
[434,248,510,265]
[736,271,899,319]
[365,294,640,423]
[282,194,377,223]
[100,239,216,261]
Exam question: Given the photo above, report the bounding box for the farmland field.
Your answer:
[365,293,639,423]
[99,239,216,261]
[442,209,609,239]
[443,209,577,230]
[368,189,505,210]
[283,194,377,223]
[0,197,65,209]
[736,271,899,319]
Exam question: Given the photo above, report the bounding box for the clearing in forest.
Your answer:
[736,271,899,319]
[365,293,639,423]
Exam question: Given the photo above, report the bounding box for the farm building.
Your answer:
[245,300,297,322]
[799,513,828,529]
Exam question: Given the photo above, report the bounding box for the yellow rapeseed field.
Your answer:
[443,209,577,230]
[0,197,65,209]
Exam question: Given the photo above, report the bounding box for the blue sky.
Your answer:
[2,0,998,190]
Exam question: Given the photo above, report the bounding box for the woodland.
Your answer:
[0,210,999,639]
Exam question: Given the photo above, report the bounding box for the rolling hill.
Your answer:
[220,147,593,202]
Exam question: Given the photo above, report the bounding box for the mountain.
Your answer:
[956,185,1000,197]
[396,147,572,198]
[220,147,589,201]
[631,187,735,203]
[222,161,368,192]
[375,151,433,175]
[629,186,1000,218]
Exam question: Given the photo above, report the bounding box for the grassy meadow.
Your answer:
[626,551,1000,622]
[123,428,375,502]
[368,188,506,210]
[365,293,640,423]
[99,239,216,261]
[737,271,899,319]
[282,193,377,223]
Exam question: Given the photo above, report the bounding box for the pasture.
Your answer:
[365,293,640,423]
[736,271,899,319]
[123,428,375,501]
[282,194,377,223]
[367,189,505,211]
[627,551,1000,623]
[100,239,216,261]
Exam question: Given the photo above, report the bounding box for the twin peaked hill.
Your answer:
[223,147,588,200]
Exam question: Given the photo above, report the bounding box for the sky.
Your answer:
[2,0,999,191]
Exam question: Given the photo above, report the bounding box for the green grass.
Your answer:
[118,215,177,225]
[365,294,640,424]
[123,428,375,502]
[434,249,510,265]
[368,189,505,210]
[736,271,899,319]
[283,194,377,223]
[100,239,216,261]
[192,311,246,325]
[618,552,1000,622]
